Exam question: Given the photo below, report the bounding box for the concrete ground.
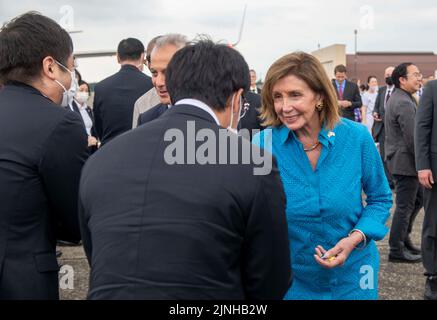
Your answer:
[57,192,427,300]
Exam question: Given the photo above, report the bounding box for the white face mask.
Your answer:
[227,93,243,134]
[54,60,76,107]
[75,91,89,105]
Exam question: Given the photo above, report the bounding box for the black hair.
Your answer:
[0,11,73,84]
[75,68,82,83]
[117,38,145,62]
[367,75,377,84]
[78,80,90,93]
[166,39,250,110]
[392,63,413,89]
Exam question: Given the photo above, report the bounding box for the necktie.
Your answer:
[385,89,391,107]
[338,85,344,100]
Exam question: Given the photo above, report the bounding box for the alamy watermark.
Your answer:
[59,5,75,31]
[359,5,375,30]
[59,264,75,290]
[163,122,273,176]
[359,265,375,290]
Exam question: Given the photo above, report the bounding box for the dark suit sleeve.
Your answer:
[93,85,103,140]
[397,100,416,155]
[137,105,162,127]
[137,112,146,127]
[242,156,291,300]
[374,90,382,116]
[415,81,435,171]
[78,186,92,264]
[39,112,89,243]
[87,108,98,138]
[350,83,363,110]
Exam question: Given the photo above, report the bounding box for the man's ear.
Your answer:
[231,88,244,113]
[42,56,56,80]
[116,54,121,64]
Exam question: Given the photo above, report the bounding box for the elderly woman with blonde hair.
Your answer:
[253,52,392,300]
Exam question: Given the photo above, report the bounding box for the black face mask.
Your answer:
[385,76,394,86]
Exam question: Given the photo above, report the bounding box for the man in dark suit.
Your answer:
[332,65,362,121]
[136,34,187,127]
[249,69,262,94]
[0,12,88,299]
[385,63,423,263]
[415,79,437,300]
[139,91,265,142]
[372,66,396,188]
[79,39,291,300]
[238,91,265,140]
[93,38,153,145]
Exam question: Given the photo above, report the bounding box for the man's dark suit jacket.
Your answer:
[332,79,362,121]
[93,65,153,145]
[415,79,437,273]
[239,91,265,139]
[385,88,417,176]
[416,80,437,171]
[137,103,168,127]
[79,104,291,300]
[138,93,265,141]
[0,82,88,299]
[372,86,387,141]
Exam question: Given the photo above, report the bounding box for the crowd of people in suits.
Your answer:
[0,11,436,301]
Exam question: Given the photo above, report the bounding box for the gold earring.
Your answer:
[316,102,324,111]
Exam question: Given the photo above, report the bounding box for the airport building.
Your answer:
[312,44,437,83]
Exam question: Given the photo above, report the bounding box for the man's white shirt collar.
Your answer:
[175,99,220,125]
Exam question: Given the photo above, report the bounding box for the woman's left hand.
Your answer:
[313,232,364,268]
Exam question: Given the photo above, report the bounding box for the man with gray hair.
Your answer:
[134,33,188,127]
[131,35,162,128]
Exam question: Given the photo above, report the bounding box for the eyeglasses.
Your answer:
[407,72,423,79]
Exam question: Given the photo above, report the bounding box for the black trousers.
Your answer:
[389,174,423,252]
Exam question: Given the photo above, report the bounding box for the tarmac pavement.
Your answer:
[58,192,427,300]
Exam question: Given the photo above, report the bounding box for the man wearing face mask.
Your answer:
[373,66,396,189]
[0,12,88,299]
[78,39,291,299]
[93,38,153,145]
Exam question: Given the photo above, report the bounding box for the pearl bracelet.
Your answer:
[348,229,367,250]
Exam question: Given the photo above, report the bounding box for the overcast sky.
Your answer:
[1,0,437,82]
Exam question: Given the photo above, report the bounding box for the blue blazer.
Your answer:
[137,103,169,127]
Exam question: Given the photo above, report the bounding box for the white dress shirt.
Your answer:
[175,99,221,126]
[75,100,93,136]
